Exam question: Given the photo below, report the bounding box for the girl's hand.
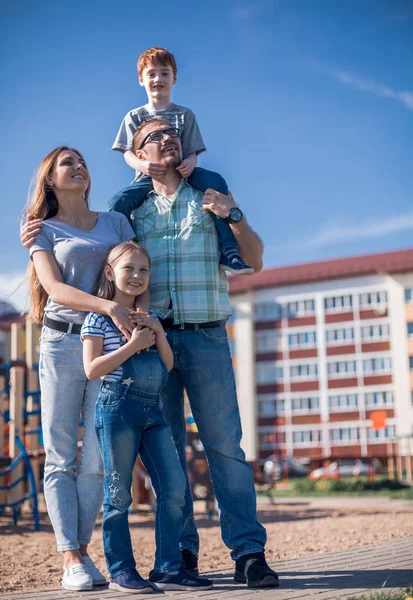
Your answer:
[131,312,162,335]
[20,215,42,249]
[108,302,137,339]
[129,326,155,352]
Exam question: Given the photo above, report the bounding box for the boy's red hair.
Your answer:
[137,47,177,79]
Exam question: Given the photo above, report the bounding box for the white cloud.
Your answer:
[235,0,277,19]
[0,272,30,313]
[306,210,413,248]
[310,61,413,112]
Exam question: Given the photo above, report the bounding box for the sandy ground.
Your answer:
[0,497,412,594]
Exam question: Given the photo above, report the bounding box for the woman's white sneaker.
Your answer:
[82,555,107,586]
[62,563,93,591]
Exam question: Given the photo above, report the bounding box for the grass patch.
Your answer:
[346,587,413,599]
[257,478,413,499]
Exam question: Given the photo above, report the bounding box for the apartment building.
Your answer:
[227,248,413,463]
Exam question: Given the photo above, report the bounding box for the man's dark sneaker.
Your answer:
[180,549,199,576]
[149,567,213,591]
[234,552,279,588]
[220,252,254,275]
[109,569,160,594]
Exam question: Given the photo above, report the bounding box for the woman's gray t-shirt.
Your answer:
[30,212,134,324]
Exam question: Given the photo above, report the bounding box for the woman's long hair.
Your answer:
[24,147,91,323]
[95,241,151,301]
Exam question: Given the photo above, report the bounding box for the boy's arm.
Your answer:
[203,190,264,273]
[123,150,167,178]
[176,153,197,178]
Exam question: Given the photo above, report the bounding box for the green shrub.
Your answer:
[293,477,410,495]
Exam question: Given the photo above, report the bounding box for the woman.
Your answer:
[21,146,136,591]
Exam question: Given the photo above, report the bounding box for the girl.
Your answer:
[81,241,213,594]
[24,147,137,591]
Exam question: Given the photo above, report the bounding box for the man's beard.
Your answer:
[164,154,181,169]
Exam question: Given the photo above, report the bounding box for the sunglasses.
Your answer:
[138,127,180,150]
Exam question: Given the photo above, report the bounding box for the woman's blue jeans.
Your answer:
[161,323,267,560]
[95,346,186,578]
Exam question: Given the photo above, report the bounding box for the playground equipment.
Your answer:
[0,319,42,530]
[387,435,413,484]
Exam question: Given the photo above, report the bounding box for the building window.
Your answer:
[291,396,320,413]
[329,427,359,444]
[292,429,320,446]
[407,322,413,338]
[325,327,355,344]
[329,394,359,411]
[258,427,285,449]
[365,391,394,408]
[361,323,390,341]
[285,299,315,318]
[255,331,281,353]
[324,294,353,312]
[363,356,392,375]
[257,395,285,416]
[367,425,396,442]
[359,290,387,310]
[256,363,284,384]
[288,330,317,348]
[290,363,318,380]
[254,302,282,321]
[327,360,357,378]
[405,288,413,304]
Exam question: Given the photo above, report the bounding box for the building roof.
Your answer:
[228,247,413,295]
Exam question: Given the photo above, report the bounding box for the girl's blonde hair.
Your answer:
[24,146,91,323]
[95,241,151,301]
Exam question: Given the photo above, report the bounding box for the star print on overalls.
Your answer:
[111,471,120,481]
[113,496,122,507]
[108,483,118,495]
[122,377,134,386]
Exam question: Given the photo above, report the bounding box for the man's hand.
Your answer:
[140,160,167,178]
[20,215,42,249]
[202,190,236,219]
[176,154,197,178]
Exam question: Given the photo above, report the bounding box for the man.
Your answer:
[130,117,279,589]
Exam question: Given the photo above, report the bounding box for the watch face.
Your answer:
[229,207,243,222]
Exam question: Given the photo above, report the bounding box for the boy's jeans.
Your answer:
[95,347,186,578]
[161,323,267,560]
[108,167,238,254]
[39,326,103,551]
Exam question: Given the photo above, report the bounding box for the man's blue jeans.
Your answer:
[161,322,267,560]
[108,167,238,254]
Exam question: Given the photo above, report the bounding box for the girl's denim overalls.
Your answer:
[95,324,186,578]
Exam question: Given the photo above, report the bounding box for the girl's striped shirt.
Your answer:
[81,311,158,381]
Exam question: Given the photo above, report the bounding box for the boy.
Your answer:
[110,46,253,275]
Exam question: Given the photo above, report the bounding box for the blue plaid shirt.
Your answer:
[132,180,231,323]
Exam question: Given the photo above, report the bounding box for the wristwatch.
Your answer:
[225,207,244,224]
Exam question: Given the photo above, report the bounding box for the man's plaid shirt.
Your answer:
[132,180,232,323]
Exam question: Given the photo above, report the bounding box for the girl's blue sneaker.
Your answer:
[109,569,160,594]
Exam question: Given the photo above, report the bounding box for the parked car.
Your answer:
[263,455,308,481]
[309,459,382,479]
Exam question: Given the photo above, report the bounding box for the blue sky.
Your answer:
[1,0,413,309]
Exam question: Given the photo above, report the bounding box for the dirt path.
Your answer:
[0,498,412,594]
